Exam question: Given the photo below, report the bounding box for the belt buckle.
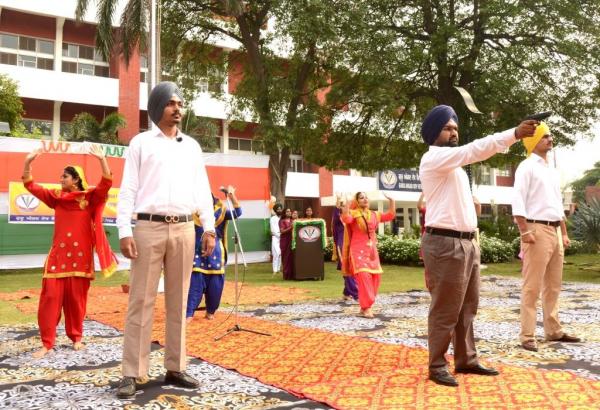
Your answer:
[164,215,179,223]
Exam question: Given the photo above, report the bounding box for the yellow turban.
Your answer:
[522,122,550,157]
[69,165,89,190]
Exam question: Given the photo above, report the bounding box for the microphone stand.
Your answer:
[215,191,270,340]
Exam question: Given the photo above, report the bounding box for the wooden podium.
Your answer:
[292,218,326,280]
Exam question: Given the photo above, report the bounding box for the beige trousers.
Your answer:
[422,233,481,373]
[520,222,564,343]
[122,220,195,378]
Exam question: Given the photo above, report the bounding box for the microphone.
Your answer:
[176,136,183,142]
[219,186,229,194]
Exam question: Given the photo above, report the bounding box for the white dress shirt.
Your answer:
[117,129,216,238]
[270,215,280,238]
[419,129,516,232]
[511,153,564,221]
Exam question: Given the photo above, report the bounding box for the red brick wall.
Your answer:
[60,102,116,123]
[0,9,55,39]
[21,98,53,120]
[228,52,245,94]
[117,50,141,143]
[495,175,514,187]
[62,19,96,47]
[585,186,600,203]
[229,122,256,139]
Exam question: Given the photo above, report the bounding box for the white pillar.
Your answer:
[54,17,65,73]
[222,119,229,153]
[52,101,62,140]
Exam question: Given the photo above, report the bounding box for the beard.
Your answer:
[442,139,459,147]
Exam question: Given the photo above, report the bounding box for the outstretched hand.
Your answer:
[88,143,105,160]
[25,148,43,163]
[514,120,539,140]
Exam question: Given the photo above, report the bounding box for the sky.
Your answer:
[555,131,599,188]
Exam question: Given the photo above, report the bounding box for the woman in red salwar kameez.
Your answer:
[341,192,395,318]
[22,145,117,358]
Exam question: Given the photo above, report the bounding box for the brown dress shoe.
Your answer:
[455,364,499,376]
[116,377,136,399]
[521,340,538,352]
[428,370,458,387]
[164,370,200,388]
[549,334,581,343]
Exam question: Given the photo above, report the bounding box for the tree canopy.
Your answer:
[77,0,600,201]
[0,73,24,131]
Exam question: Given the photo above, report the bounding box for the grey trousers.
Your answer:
[422,232,481,373]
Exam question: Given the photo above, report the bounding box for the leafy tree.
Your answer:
[64,112,127,145]
[180,110,219,152]
[571,161,600,204]
[0,73,24,131]
[571,198,600,252]
[77,0,600,201]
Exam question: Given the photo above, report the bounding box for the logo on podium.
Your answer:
[298,226,321,242]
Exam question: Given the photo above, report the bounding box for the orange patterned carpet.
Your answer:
[81,290,600,410]
[5,281,312,315]
[6,282,600,409]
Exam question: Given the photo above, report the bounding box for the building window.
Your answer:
[61,42,110,77]
[22,119,52,136]
[289,155,304,172]
[94,65,109,77]
[0,52,16,65]
[37,57,53,70]
[62,61,77,73]
[497,166,511,177]
[0,33,54,71]
[18,36,36,52]
[139,54,149,83]
[78,63,94,76]
[0,33,18,49]
[37,40,54,54]
[17,54,36,68]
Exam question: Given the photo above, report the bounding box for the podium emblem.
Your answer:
[298,226,321,242]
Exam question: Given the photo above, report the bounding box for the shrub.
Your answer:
[565,239,593,255]
[376,235,421,265]
[324,237,334,261]
[571,199,600,252]
[479,233,514,263]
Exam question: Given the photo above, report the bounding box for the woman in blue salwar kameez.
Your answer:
[186,187,242,321]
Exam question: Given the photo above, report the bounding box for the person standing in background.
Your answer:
[512,122,580,352]
[270,204,283,275]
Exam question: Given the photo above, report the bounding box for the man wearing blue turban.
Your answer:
[419,104,537,387]
[116,82,217,398]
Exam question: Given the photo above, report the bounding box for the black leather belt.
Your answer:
[425,227,476,240]
[526,219,560,227]
[137,213,193,223]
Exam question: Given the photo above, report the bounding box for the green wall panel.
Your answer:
[0,215,269,255]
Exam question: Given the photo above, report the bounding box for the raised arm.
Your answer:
[22,148,58,208]
[224,185,242,219]
[380,193,396,222]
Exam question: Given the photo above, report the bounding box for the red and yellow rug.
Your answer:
[84,292,600,410]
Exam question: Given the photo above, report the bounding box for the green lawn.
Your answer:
[1,254,598,325]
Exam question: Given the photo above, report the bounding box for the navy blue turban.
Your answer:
[421,105,458,145]
[147,81,184,126]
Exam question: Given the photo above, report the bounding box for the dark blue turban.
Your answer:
[147,81,184,126]
[421,105,458,145]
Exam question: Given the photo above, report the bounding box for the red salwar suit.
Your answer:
[341,209,394,309]
[23,173,117,349]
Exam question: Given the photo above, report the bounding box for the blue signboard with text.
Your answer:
[378,169,422,192]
